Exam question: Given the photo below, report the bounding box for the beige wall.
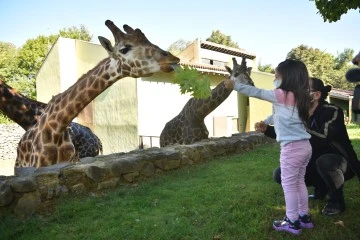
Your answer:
[247,71,274,131]
[137,73,239,147]
[36,38,61,103]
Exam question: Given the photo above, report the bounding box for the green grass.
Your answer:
[1,125,360,239]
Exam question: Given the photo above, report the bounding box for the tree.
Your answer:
[206,30,239,48]
[59,25,92,42]
[311,0,360,22]
[258,63,275,74]
[167,39,192,56]
[287,45,355,90]
[0,42,17,81]
[16,25,92,78]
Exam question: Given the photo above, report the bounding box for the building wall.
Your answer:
[137,73,239,147]
[36,38,62,103]
[247,71,274,131]
[75,40,138,154]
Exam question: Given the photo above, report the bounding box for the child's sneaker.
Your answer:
[273,216,302,235]
[299,214,314,229]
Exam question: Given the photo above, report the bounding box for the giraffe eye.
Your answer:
[120,47,129,54]
[119,45,132,54]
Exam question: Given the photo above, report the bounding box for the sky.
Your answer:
[0,0,359,67]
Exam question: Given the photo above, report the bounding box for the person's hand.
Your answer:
[223,79,234,90]
[255,121,268,133]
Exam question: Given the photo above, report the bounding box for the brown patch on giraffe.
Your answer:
[103,73,111,80]
[122,64,131,72]
[59,144,75,162]
[129,62,136,68]
[67,104,75,116]
[135,60,141,67]
[60,98,68,109]
[41,127,52,143]
[48,120,58,131]
[92,80,100,89]
[56,111,64,123]
[43,145,58,161]
[141,61,149,66]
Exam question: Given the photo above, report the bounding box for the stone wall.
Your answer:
[0,132,275,217]
[0,124,25,161]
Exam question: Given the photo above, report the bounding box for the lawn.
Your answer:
[1,125,360,240]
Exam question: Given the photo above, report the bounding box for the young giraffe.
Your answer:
[15,20,180,167]
[0,79,103,158]
[160,57,253,147]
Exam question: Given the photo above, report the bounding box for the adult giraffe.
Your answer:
[15,20,179,167]
[0,79,103,157]
[160,58,253,147]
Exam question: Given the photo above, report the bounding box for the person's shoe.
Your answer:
[322,201,345,216]
[299,214,314,229]
[273,216,302,235]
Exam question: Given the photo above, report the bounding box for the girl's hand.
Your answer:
[255,121,268,133]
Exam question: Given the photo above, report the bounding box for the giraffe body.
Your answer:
[15,20,179,167]
[0,79,103,158]
[160,57,253,147]
[160,82,232,147]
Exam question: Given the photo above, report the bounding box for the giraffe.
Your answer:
[15,20,180,167]
[160,57,253,147]
[0,79,103,158]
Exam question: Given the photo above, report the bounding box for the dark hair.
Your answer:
[310,77,332,103]
[276,59,310,123]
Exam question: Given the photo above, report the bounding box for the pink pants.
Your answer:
[280,140,312,221]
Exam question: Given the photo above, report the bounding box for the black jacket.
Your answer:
[265,102,360,179]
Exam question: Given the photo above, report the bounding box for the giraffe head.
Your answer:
[353,51,360,67]
[98,20,180,77]
[225,57,254,86]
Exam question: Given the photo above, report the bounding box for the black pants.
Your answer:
[273,153,354,195]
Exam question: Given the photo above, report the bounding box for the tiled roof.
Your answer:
[200,40,256,60]
[330,88,353,100]
[179,61,229,76]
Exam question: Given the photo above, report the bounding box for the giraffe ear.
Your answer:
[225,66,232,75]
[247,67,252,76]
[98,36,114,53]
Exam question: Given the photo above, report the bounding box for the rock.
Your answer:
[85,166,107,183]
[14,191,41,216]
[9,176,37,192]
[123,172,139,182]
[0,181,13,206]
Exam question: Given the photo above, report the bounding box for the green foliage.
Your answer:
[0,113,13,124]
[206,30,239,48]
[167,39,192,56]
[311,0,360,22]
[59,25,92,42]
[258,63,275,74]
[16,35,58,77]
[0,42,17,81]
[287,45,355,90]
[1,25,92,98]
[172,66,211,99]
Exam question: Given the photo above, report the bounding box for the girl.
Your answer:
[224,59,312,235]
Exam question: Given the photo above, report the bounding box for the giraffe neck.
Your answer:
[184,81,232,120]
[0,80,46,130]
[42,58,124,133]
